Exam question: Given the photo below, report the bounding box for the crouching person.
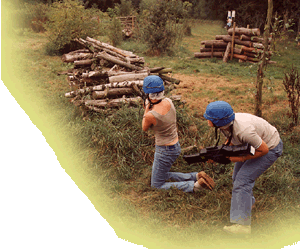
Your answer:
[142,75,215,192]
[203,101,283,235]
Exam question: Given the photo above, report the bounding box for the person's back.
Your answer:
[149,98,177,146]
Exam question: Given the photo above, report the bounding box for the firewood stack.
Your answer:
[195,27,275,64]
[61,37,181,112]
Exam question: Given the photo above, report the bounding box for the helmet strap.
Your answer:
[213,122,234,147]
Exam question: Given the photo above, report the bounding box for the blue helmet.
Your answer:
[204,101,235,127]
[143,75,164,94]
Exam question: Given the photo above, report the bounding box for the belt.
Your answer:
[157,142,178,149]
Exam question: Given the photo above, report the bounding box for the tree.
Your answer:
[254,0,273,117]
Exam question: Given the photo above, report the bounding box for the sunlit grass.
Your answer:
[10,18,300,248]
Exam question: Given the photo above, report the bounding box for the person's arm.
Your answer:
[142,105,156,131]
[229,140,269,162]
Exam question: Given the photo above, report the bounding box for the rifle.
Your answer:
[183,143,255,165]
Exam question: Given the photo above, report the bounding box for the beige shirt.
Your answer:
[221,113,280,150]
[149,98,178,146]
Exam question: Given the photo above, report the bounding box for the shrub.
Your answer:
[137,0,192,55]
[107,17,123,46]
[44,0,105,55]
[10,2,49,33]
[282,65,300,127]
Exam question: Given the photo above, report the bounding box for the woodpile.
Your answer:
[60,37,182,112]
[195,27,275,64]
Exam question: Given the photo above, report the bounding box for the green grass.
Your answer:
[7,19,300,249]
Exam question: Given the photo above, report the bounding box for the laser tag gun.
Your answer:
[131,82,148,107]
[183,143,255,165]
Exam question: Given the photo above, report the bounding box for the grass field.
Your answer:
[3,19,300,249]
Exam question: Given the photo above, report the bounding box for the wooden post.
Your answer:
[230,22,236,60]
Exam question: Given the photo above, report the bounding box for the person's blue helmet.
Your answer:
[143,75,164,94]
[204,101,235,127]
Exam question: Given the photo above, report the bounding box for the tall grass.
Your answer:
[8,18,300,248]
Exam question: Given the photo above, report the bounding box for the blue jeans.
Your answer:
[230,139,283,225]
[151,142,198,193]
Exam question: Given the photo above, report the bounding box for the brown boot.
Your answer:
[194,177,213,191]
[196,171,215,189]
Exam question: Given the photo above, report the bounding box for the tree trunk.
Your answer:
[255,0,273,117]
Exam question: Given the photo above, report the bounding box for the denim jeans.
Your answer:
[151,142,198,193]
[230,139,283,225]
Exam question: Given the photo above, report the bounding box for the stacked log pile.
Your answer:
[195,27,275,64]
[60,37,181,112]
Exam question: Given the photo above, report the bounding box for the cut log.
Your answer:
[86,37,136,58]
[92,87,134,99]
[194,52,224,58]
[228,27,260,36]
[230,53,248,61]
[96,51,144,71]
[223,42,231,62]
[241,46,263,53]
[215,35,239,40]
[64,80,144,98]
[222,36,252,47]
[201,40,228,48]
[200,48,226,52]
[126,57,145,64]
[108,72,148,83]
[107,69,149,77]
[82,71,108,79]
[246,56,260,62]
[252,42,265,49]
[149,68,172,74]
[62,53,93,63]
[74,59,96,67]
[158,74,181,85]
[85,97,142,108]
[240,35,271,44]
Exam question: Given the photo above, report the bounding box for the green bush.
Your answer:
[107,17,123,46]
[137,0,191,55]
[44,0,105,55]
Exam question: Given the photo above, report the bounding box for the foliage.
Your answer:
[137,0,192,55]
[10,2,49,33]
[44,0,105,55]
[107,17,123,46]
[271,12,297,52]
[282,66,300,127]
